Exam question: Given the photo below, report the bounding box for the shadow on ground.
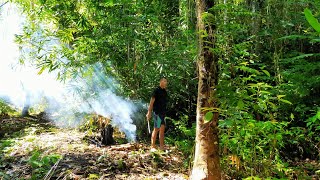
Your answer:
[0,116,188,180]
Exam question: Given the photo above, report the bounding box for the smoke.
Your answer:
[0,3,138,141]
[45,64,138,141]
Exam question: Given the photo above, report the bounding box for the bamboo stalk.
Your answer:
[0,1,8,9]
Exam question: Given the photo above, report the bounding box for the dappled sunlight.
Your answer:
[0,119,188,179]
[0,3,65,109]
[2,0,319,179]
[0,3,139,142]
[1,123,87,159]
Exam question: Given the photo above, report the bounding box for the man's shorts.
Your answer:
[153,112,166,128]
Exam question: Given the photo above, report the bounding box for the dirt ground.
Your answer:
[0,117,189,180]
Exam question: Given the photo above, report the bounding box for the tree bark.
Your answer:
[191,0,221,180]
[101,124,114,145]
[21,93,30,117]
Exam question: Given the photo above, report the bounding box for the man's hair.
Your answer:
[159,76,167,81]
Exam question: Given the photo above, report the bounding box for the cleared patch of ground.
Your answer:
[0,117,188,180]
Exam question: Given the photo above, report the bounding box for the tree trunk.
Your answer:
[21,105,30,117]
[101,124,115,145]
[191,0,221,180]
[21,93,30,117]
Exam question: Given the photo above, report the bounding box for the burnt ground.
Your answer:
[0,117,188,180]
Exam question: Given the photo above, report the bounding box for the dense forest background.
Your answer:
[1,0,320,179]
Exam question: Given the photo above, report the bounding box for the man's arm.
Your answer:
[146,97,155,120]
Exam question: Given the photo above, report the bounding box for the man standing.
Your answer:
[146,77,168,150]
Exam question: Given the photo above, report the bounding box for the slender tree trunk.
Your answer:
[191,0,221,180]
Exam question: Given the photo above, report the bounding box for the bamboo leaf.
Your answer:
[262,70,270,77]
[237,100,245,110]
[277,95,286,99]
[290,113,295,120]
[277,35,310,41]
[238,66,260,75]
[281,53,314,61]
[38,66,46,75]
[304,8,320,33]
[248,83,259,87]
[279,99,292,105]
[310,38,320,43]
[267,101,276,109]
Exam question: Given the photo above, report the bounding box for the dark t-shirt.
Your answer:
[152,86,168,115]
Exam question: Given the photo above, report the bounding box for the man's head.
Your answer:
[159,77,168,89]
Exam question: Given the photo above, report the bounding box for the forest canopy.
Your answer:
[0,0,320,179]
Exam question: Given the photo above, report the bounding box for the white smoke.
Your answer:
[0,3,137,141]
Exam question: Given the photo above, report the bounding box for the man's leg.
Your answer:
[152,112,161,149]
[159,124,165,150]
[151,128,159,148]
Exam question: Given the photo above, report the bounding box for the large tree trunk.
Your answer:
[191,0,221,180]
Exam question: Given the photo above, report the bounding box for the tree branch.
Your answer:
[0,1,8,9]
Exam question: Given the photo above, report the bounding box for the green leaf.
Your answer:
[281,53,314,61]
[258,98,267,110]
[260,90,271,94]
[262,70,270,77]
[238,66,260,75]
[290,113,294,120]
[37,66,46,75]
[310,38,320,43]
[277,95,286,99]
[88,174,100,180]
[279,99,292,105]
[248,83,259,88]
[267,101,277,109]
[204,112,214,122]
[105,0,114,7]
[237,100,245,110]
[29,160,43,168]
[277,35,310,41]
[202,12,215,24]
[42,156,50,166]
[304,8,320,33]
[316,111,320,119]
